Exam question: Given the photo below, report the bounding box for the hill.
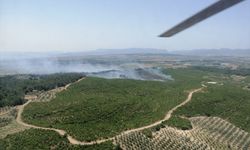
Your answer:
[171,49,250,57]
[22,69,205,141]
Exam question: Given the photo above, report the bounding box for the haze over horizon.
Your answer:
[0,0,250,53]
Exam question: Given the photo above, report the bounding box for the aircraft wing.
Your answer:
[159,0,245,37]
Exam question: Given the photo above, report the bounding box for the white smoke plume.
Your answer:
[0,53,172,81]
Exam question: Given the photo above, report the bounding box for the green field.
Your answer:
[22,68,206,141]
[163,116,192,130]
[0,129,114,150]
[142,68,250,136]
[174,82,250,132]
[165,67,250,132]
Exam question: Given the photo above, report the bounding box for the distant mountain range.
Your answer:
[60,48,169,56]
[92,48,170,55]
[171,49,250,57]
[64,48,250,57]
[1,48,250,59]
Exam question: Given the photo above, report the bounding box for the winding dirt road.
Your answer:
[120,87,204,135]
[15,78,205,146]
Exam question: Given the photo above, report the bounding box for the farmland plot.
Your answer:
[115,117,250,150]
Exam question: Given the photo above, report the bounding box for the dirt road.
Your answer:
[15,78,204,146]
[16,78,85,135]
[120,87,204,135]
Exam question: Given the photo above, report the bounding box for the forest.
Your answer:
[0,73,85,107]
[0,129,114,150]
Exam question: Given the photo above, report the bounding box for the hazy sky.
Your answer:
[0,0,250,52]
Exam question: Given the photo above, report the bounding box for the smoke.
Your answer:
[0,59,118,74]
[0,54,172,81]
[89,67,172,81]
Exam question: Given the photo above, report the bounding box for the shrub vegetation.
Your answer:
[22,68,207,141]
[0,73,84,107]
[0,129,114,150]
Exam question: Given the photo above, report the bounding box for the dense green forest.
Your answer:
[0,129,114,150]
[22,68,207,141]
[163,116,192,130]
[0,73,85,107]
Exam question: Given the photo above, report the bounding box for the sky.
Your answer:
[0,0,250,53]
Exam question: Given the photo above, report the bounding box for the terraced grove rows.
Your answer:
[115,117,250,150]
[0,108,16,127]
[0,108,29,139]
[0,106,14,116]
[190,117,250,149]
[32,87,65,102]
